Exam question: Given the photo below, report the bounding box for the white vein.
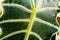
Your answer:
[0,19,29,24]
[0,3,59,14]
[35,18,59,30]
[31,32,43,40]
[0,30,42,40]
[0,0,59,40]
[37,7,59,13]
[0,18,59,30]
[1,3,32,13]
[0,30,26,40]
[0,18,59,40]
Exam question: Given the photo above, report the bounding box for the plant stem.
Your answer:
[24,9,36,40]
[24,0,37,40]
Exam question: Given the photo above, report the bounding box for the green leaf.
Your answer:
[0,0,60,40]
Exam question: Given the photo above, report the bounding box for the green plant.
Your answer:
[0,0,60,40]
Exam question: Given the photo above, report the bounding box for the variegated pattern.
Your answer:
[0,0,60,40]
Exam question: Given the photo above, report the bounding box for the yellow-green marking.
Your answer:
[24,0,37,40]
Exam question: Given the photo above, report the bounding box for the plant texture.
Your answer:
[0,0,60,40]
